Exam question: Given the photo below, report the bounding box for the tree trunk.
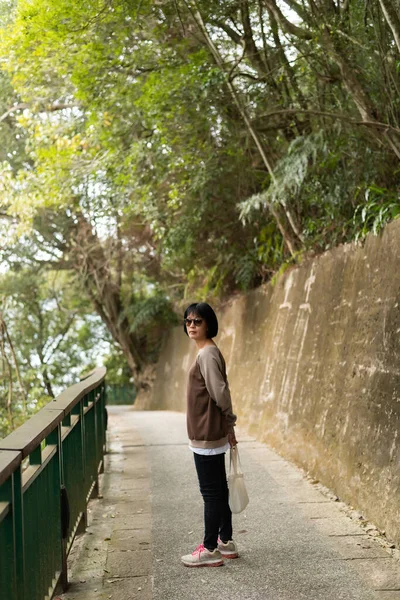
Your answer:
[378,0,400,53]
[0,320,13,425]
[42,367,55,398]
[266,7,307,112]
[0,313,27,415]
[69,212,145,385]
[240,0,270,77]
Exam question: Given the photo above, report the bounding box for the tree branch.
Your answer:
[43,312,78,363]
[263,0,313,39]
[210,20,242,44]
[378,0,400,53]
[0,312,27,414]
[240,0,269,76]
[256,108,400,134]
[230,71,263,82]
[0,102,79,123]
[280,0,311,21]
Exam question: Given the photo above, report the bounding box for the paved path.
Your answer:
[59,407,400,600]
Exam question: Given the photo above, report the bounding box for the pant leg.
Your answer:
[193,453,231,551]
[218,453,233,543]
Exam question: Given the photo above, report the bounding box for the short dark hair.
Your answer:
[183,302,218,338]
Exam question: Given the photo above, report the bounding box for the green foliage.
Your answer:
[123,287,179,362]
[102,348,133,386]
[234,253,259,291]
[2,0,399,289]
[127,293,177,334]
[239,132,328,219]
[0,267,110,438]
[256,224,285,272]
[353,186,400,242]
[270,253,305,287]
[0,0,399,428]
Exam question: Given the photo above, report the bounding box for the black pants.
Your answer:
[193,452,232,551]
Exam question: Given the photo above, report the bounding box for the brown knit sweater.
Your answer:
[186,345,237,448]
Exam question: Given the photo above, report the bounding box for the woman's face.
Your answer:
[185,312,208,342]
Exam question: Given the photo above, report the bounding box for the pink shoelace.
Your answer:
[192,543,206,557]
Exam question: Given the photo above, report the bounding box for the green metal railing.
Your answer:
[0,367,107,600]
[105,384,136,405]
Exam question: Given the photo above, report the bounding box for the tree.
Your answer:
[0,267,110,437]
[0,0,398,389]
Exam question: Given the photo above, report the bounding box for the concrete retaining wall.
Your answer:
[143,220,400,545]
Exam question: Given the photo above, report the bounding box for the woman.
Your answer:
[181,302,239,567]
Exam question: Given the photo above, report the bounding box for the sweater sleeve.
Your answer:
[197,348,237,430]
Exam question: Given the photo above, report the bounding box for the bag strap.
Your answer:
[235,446,244,473]
[229,446,241,475]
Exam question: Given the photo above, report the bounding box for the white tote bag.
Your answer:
[227,446,249,514]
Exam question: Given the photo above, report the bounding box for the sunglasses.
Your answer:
[184,318,203,327]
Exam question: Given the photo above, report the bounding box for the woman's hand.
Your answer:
[228,431,237,448]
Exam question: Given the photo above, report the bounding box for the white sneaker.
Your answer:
[181,543,224,567]
[217,538,239,559]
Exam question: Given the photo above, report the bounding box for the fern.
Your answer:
[239,131,328,222]
[124,294,177,334]
[234,253,258,290]
[353,185,400,242]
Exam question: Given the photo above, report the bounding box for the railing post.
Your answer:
[13,466,25,600]
[0,475,17,600]
[91,389,100,500]
[102,383,108,460]
[99,383,106,473]
[47,424,69,593]
[58,484,70,594]
[74,398,88,535]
